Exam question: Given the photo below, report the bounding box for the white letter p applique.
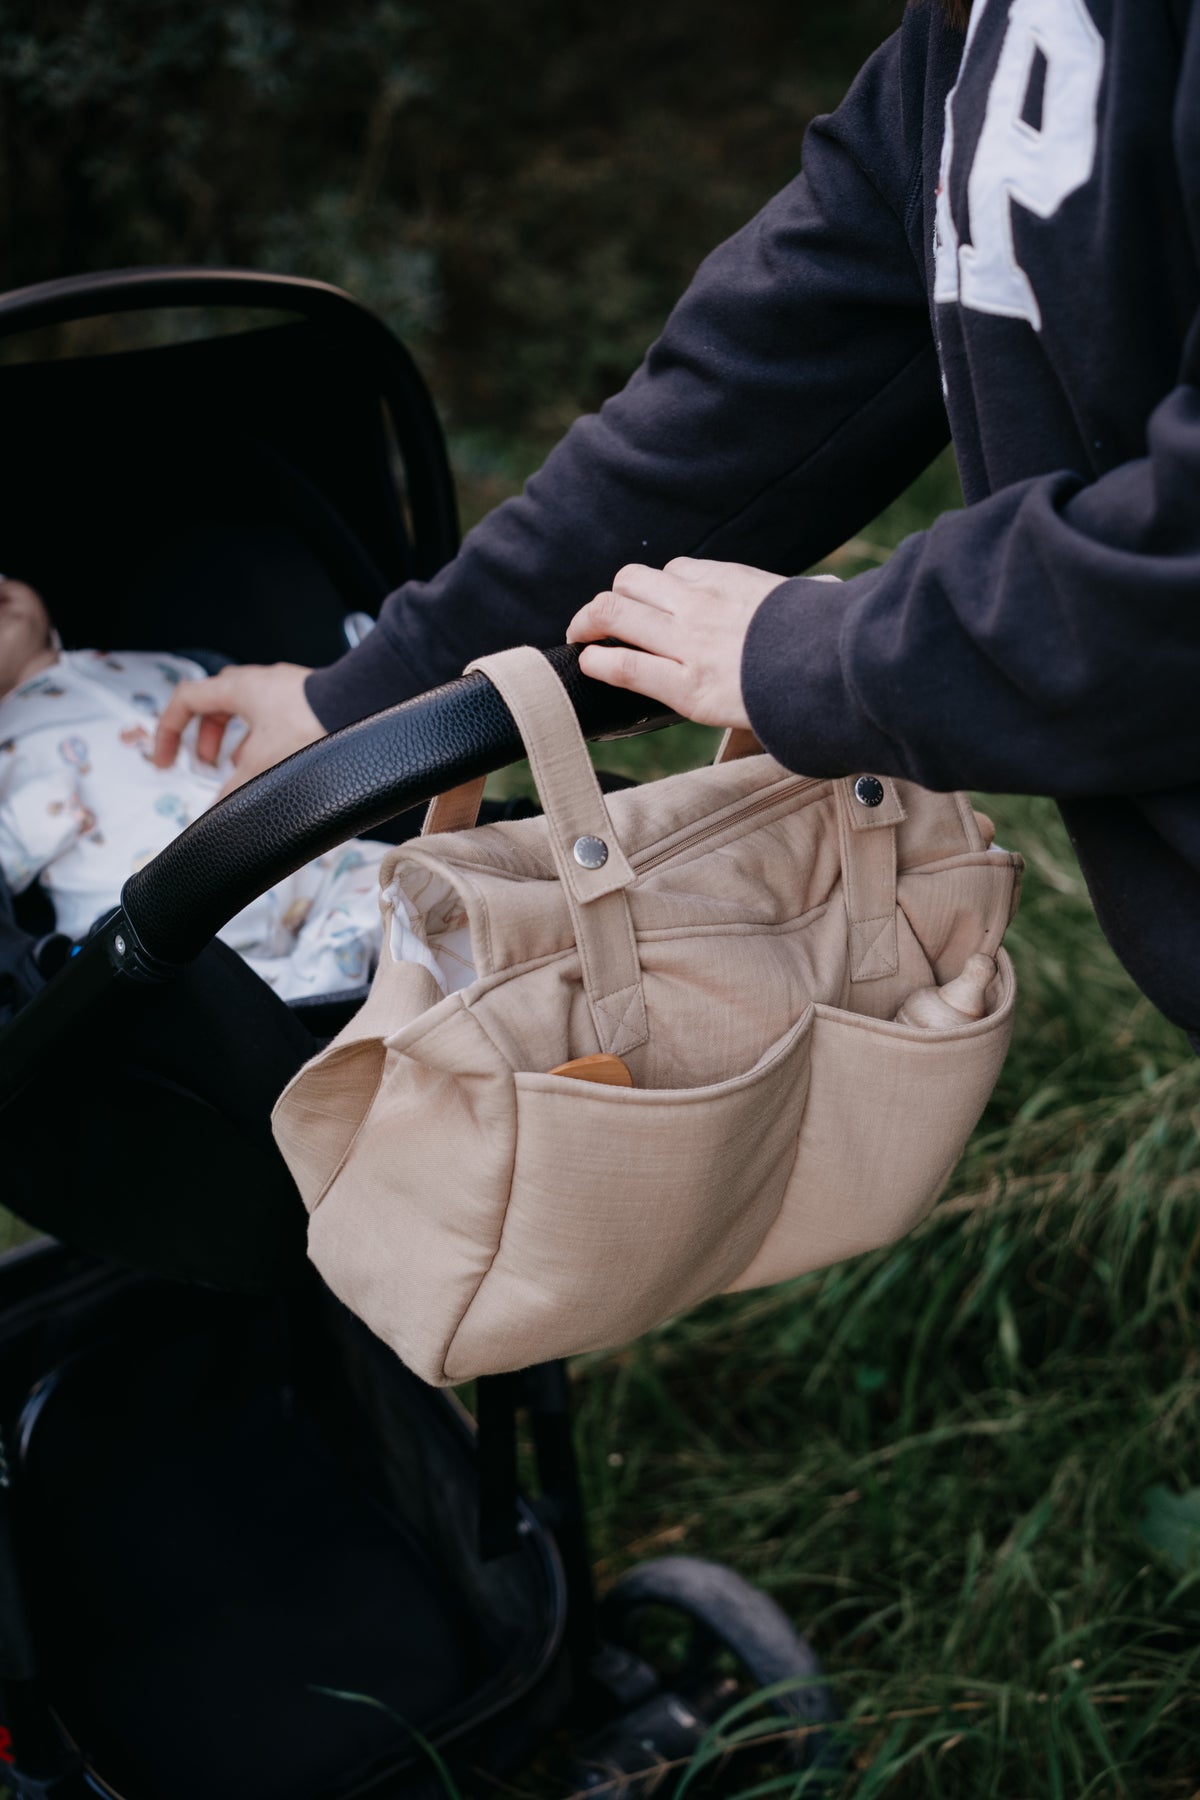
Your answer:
[935,0,1105,330]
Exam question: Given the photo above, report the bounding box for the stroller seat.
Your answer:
[0,1253,567,1800]
[19,1289,501,1800]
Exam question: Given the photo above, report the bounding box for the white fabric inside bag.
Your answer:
[384,868,477,995]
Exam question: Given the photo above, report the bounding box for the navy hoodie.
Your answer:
[307,0,1200,1042]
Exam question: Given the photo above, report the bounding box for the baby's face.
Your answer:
[0,579,55,700]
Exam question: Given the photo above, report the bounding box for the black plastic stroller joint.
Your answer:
[0,914,176,1122]
[99,912,177,985]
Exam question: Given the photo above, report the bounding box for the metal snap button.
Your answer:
[853,775,885,808]
[573,835,609,869]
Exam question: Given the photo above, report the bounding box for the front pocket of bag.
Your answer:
[727,949,1016,1292]
[441,1012,815,1382]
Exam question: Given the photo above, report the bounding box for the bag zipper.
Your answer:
[631,775,822,875]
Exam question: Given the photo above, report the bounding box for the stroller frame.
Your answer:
[0,269,837,1797]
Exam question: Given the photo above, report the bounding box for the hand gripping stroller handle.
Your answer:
[119,644,672,970]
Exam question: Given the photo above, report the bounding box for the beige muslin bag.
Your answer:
[272,646,1021,1387]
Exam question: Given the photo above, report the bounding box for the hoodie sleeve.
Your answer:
[742,340,1200,799]
[305,21,949,731]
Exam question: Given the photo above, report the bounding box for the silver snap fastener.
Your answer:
[113,933,126,957]
[853,775,885,808]
[573,835,609,869]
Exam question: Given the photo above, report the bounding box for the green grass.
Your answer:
[488,451,1200,1796]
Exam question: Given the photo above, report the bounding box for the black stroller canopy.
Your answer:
[0,268,459,669]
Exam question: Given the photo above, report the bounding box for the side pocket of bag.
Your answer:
[442,1011,815,1383]
[727,949,1016,1292]
[271,955,444,1213]
[302,1002,519,1389]
[272,1036,390,1214]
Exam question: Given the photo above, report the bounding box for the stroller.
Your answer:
[0,269,838,1798]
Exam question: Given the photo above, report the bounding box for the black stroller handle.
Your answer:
[0,265,459,579]
[119,644,672,971]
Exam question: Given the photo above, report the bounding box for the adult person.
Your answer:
[155,0,1200,1049]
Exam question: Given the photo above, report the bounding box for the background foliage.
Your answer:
[0,0,898,448]
[2,2,1199,1794]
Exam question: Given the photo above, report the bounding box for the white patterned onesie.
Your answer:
[0,649,386,1000]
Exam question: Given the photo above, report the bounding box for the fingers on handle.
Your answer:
[570,591,681,657]
[662,556,717,582]
[577,642,688,712]
[611,564,683,608]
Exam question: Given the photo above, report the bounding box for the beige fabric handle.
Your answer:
[718,580,905,979]
[834,775,905,981]
[720,725,906,983]
[430,648,649,1058]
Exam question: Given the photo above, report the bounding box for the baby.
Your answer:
[0,577,387,1001]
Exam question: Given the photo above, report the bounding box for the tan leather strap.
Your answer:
[423,776,487,836]
[433,648,648,1057]
[715,726,762,764]
[834,774,907,982]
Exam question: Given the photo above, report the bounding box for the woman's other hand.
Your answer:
[153,661,324,799]
[565,557,786,730]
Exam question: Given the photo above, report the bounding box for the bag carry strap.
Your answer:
[834,774,906,981]
[716,730,905,984]
[427,647,649,1058]
[715,726,761,764]
[424,775,488,835]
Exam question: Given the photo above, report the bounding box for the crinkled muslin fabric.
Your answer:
[272,647,1021,1387]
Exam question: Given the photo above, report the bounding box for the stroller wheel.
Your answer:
[576,1555,842,1788]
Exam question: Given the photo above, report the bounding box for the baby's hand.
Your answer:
[153,662,323,798]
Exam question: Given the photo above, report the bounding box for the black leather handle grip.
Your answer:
[120,646,673,967]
